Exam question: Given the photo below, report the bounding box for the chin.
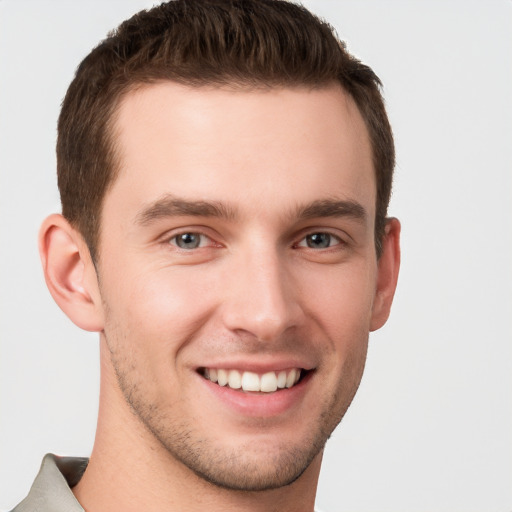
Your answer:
[160,431,327,492]
[133,398,338,493]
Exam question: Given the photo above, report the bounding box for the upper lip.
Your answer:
[195,357,316,374]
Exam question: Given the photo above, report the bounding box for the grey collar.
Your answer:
[12,454,87,512]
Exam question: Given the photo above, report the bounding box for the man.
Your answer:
[12,0,400,510]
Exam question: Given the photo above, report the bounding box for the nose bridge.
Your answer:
[221,242,300,341]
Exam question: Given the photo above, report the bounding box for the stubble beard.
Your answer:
[134,411,330,492]
[109,353,364,493]
[102,310,368,492]
[111,358,332,491]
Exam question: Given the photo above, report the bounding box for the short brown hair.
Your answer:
[57,0,394,260]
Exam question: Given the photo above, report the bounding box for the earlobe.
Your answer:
[39,214,104,332]
[370,217,401,332]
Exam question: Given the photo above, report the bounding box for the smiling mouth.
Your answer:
[199,368,307,393]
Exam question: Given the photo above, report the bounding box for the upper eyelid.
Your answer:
[158,225,218,241]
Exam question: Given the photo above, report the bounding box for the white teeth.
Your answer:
[204,368,303,393]
[260,372,278,393]
[217,369,228,386]
[241,371,260,392]
[228,369,242,389]
[286,368,297,388]
[277,371,287,389]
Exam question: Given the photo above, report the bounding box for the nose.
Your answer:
[220,247,303,342]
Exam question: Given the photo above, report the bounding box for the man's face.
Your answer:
[96,82,379,490]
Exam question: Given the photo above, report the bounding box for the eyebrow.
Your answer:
[135,195,238,225]
[296,198,367,223]
[135,194,367,226]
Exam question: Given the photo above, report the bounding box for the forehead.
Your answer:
[106,82,375,223]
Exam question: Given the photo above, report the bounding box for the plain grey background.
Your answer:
[1,1,511,511]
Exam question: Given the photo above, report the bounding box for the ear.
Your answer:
[370,217,401,331]
[39,214,104,332]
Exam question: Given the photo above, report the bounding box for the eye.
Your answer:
[297,232,341,249]
[170,232,209,250]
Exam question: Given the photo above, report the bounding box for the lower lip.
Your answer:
[200,372,312,418]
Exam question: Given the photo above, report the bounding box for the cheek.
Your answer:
[101,262,219,353]
[298,259,375,397]
[300,260,377,336]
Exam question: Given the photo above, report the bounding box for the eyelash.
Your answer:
[295,232,343,250]
[168,232,216,250]
[166,230,345,251]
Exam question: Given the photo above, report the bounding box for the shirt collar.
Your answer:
[13,454,87,512]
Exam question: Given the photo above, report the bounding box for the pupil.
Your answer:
[307,233,330,248]
[177,233,200,249]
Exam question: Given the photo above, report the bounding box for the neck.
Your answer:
[73,343,321,512]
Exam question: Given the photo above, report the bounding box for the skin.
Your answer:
[40,82,400,512]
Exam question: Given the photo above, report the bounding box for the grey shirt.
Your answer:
[11,454,87,512]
